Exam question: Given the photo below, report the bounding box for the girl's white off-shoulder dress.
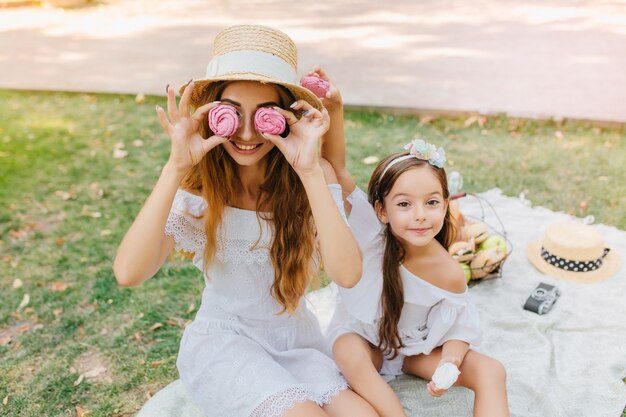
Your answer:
[327,187,483,379]
[165,186,349,417]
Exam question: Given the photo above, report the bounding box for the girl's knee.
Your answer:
[480,356,506,381]
[461,353,506,389]
[332,333,370,369]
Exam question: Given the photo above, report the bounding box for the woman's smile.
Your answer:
[229,140,265,154]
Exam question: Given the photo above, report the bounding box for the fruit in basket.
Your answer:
[478,235,508,253]
[448,239,475,262]
[470,247,507,279]
[460,263,471,283]
[467,222,489,244]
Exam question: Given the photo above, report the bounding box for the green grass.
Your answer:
[0,90,624,416]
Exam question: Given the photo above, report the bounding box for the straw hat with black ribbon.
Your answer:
[179,25,322,112]
[526,221,621,283]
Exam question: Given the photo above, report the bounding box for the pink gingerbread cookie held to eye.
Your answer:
[207,104,239,137]
[254,107,287,137]
[300,75,330,98]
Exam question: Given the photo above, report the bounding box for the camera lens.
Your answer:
[532,288,548,300]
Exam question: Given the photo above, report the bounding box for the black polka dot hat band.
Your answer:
[540,247,610,273]
[526,221,621,283]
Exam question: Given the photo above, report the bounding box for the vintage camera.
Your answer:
[523,283,560,315]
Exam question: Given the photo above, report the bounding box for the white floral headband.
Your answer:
[381,139,447,178]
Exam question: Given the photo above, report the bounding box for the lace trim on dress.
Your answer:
[249,381,349,417]
[315,380,350,406]
[164,209,207,254]
[215,237,271,265]
[250,387,310,417]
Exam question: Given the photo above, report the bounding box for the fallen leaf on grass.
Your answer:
[89,182,104,200]
[113,148,128,159]
[149,322,163,331]
[2,396,7,405]
[150,360,164,368]
[55,238,65,246]
[0,322,32,346]
[17,294,30,311]
[186,303,195,314]
[135,93,146,104]
[12,279,23,289]
[100,229,112,236]
[53,309,63,317]
[419,115,434,125]
[81,206,102,218]
[464,115,487,128]
[54,190,76,201]
[133,139,144,147]
[74,374,85,386]
[361,156,379,165]
[84,366,107,379]
[75,405,90,417]
[50,282,70,292]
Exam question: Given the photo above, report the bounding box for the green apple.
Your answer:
[460,263,472,283]
[478,235,507,253]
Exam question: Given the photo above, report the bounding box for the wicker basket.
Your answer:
[451,193,513,283]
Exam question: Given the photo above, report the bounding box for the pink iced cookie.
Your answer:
[208,104,239,137]
[254,107,286,136]
[300,75,330,98]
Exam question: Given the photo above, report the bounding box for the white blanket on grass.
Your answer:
[137,189,626,417]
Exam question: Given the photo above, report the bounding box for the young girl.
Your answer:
[320,101,510,415]
[113,25,378,417]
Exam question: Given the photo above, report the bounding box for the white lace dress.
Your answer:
[327,187,483,379]
[165,186,349,417]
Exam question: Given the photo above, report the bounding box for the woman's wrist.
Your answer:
[162,161,188,184]
[296,163,325,184]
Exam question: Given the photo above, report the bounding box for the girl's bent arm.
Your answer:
[299,162,362,288]
[113,162,184,287]
[441,340,470,367]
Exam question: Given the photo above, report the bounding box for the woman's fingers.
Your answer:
[270,106,299,126]
[166,85,179,123]
[260,132,286,154]
[192,100,222,124]
[200,135,229,156]
[179,80,194,119]
[290,100,322,121]
[155,105,171,134]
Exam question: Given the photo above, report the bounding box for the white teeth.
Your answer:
[234,143,259,151]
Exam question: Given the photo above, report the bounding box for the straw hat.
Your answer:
[526,221,621,283]
[179,25,323,111]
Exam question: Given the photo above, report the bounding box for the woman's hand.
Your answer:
[262,100,330,177]
[304,65,342,110]
[156,81,228,175]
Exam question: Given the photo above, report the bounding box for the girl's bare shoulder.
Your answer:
[410,245,467,294]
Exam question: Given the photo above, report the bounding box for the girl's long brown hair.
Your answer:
[367,152,455,358]
[180,82,317,315]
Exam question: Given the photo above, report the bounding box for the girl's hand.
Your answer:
[427,356,462,397]
[426,380,447,397]
[156,81,228,175]
[262,100,330,177]
[304,66,342,109]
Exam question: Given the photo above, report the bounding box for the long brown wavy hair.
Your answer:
[367,152,456,358]
[180,81,317,315]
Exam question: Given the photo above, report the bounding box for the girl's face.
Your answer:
[376,165,448,250]
[218,81,281,166]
